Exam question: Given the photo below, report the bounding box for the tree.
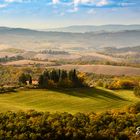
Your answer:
[69,69,75,82]
[69,69,83,87]
[19,73,27,85]
[29,76,32,85]
[43,70,50,79]
[58,69,61,80]
[60,70,67,81]
[38,74,48,88]
[50,69,59,83]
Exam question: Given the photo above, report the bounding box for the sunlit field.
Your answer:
[0,87,139,113]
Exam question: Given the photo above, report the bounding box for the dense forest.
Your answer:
[0,103,140,140]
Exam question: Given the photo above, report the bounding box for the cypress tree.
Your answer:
[29,75,32,85]
[50,69,59,83]
[61,70,68,81]
[38,75,44,88]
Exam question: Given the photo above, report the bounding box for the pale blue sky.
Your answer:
[0,0,140,29]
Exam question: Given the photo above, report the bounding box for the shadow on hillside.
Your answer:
[50,87,127,101]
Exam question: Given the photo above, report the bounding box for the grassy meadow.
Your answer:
[0,87,139,113]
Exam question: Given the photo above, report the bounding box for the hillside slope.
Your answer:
[0,88,139,113]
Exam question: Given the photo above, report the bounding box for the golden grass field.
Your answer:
[0,87,139,114]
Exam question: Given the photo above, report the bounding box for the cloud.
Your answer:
[68,7,79,13]
[5,0,22,2]
[50,0,110,6]
[52,0,59,4]
[50,0,111,7]
[120,2,136,7]
[96,0,109,6]
[51,0,137,8]
[1,0,138,14]
[4,0,30,3]
[60,12,65,16]
[0,4,8,8]
[87,9,96,14]
[3,0,137,9]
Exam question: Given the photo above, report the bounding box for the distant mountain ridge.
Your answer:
[1,25,140,34]
[45,24,140,33]
[104,46,140,53]
[0,26,140,51]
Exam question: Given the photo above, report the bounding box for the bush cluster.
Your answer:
[106,80,136,90]
[134,86,140,97]
[0,105,140,140]
[96,79,136,90]
[0,86,16,94]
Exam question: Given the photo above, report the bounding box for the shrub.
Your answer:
[96,80,104,87]
[0,86,16,94]
[47,80,57,88]
[58,79,73,88]
[119,80,135,89]
[134,86,140,97]
[107,80,136,90]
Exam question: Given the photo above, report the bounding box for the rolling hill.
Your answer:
[48,64,140,76]
[0,88,139,113]
[46,24,140,33]
[0,27,140,51]
[104,46,140,53]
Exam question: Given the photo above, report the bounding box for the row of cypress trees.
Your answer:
[38,69,85,88]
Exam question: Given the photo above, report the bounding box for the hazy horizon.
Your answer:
[0,24,140,30]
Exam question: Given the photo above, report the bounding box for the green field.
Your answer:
[0,87,139,113]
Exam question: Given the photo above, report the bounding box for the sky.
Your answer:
[0,0,140,29]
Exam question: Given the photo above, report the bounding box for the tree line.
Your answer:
[19,69,86,88]
[0,55,23,63]
[40,49,69,55]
